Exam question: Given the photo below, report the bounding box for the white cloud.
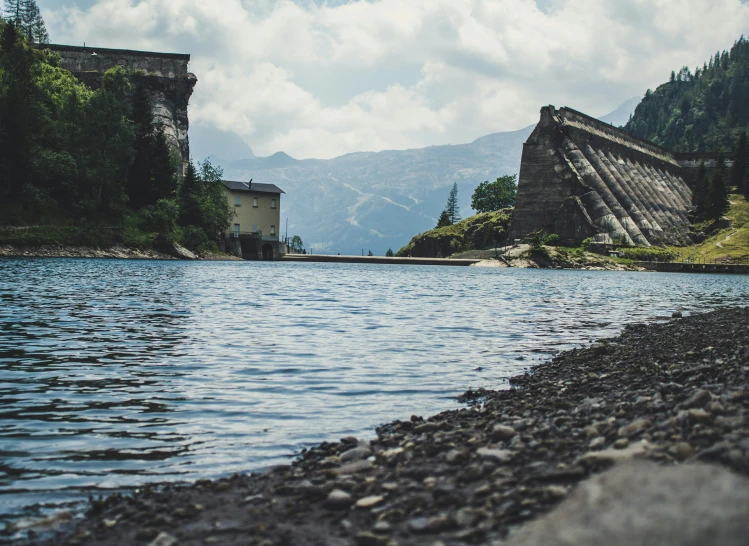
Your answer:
[42,0,749,159]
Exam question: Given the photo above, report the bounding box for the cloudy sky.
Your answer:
[38,0,749,159]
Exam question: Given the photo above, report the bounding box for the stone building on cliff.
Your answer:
[44,44,197,168]
[511,106,699,247]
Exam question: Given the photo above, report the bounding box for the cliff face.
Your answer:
[45,45,197,166]
[512,106,694,247]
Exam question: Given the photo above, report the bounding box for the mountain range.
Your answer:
[194,98,640,255]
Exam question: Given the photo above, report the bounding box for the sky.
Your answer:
[37,0,749,159]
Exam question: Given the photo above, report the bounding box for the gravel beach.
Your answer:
[29,306,749,546]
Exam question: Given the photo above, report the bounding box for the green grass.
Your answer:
[665,191,749,263]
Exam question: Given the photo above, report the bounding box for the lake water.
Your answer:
[2,258,749,534]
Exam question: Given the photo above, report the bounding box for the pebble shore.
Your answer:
[33,307,749,546]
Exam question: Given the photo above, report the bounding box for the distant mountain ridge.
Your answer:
[205,100,640,255]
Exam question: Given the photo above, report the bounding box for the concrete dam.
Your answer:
[512,106,697,247]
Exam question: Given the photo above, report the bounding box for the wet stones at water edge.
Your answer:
[35,307,749,546]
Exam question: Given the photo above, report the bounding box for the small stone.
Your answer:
[103,518,118,528]
[341,519,352,531]
[326,489,354,509]
[355,532,389,546]
[356,495,385,509]
[341,446,372,462]
[408,515,455,534]
[381,482,399,492]
[618,418,651,438]
[589,437,606,450]
[446,449,466,464]
[683,389,712,409]
[333,460,373,475]
[455,507,482,527]
[614,438,630,449]
[414,422,440,434]
[491,424,517,442]
[668,442,694,461]
[542,485,568,499]
[147,532,178,546]
[687,409,711,424]
[477,447,512,464]
[707,401,725,414]
[372,521,392,534]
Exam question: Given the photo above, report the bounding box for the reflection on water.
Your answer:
[1,258,749,531]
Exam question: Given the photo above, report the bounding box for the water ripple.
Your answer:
[1,259,749,531]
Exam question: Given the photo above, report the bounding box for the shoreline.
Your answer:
[19,306,749,545]
[0,244,242,261]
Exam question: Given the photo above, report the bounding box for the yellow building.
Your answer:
[221,180,286,260]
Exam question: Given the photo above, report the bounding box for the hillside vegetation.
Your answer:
[396,209,512,258]
[0,20,231,253]
[626,36,749,152]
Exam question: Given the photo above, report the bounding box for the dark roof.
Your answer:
[44,44,190,61]
[221,181,285,194]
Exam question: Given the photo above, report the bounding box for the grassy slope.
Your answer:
[396,210,512,258]
[666,192,749,263]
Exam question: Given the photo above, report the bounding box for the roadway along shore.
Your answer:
[29,307,749,546]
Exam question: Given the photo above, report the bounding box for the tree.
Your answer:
[385,248,394,257]
[126,84,178,209]
[177,160,201,226]
[692,158,708,215]
[3,0,48,43]
[127,83,154,209]
[471,174,517,213]
[436,209,451,228]
[445,182,460,224]
[731,130,748,195]
[289,235,303,253]
[709,152,729,219]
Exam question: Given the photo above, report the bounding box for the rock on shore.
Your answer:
[30,307,749,546]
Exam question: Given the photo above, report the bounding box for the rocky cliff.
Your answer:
[45,44,197,166]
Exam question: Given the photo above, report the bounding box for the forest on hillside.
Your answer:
[625,36,749,153]
[0,11,231,251]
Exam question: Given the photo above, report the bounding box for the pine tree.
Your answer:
[436,209,451,228]
[731,130,748,194]
[126,85,177,208]
[445,182,460,224]
[3,0,48,43]
[3,0,21,24]
[127,84,154,209]
[24,0,48,44]
[709,153,729,219]
[693,158,708,215]
[177,160,202,227]
[149,123,178,202]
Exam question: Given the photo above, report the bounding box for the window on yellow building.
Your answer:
[270,225,276,235]
[271,199,276,209]
[253,197,258,207]
[234,196,241,206]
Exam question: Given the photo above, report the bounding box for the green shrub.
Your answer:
[544,233,560,246]
[618,247,677,262]
[178,225,211,251]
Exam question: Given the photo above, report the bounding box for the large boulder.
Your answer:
[506,461,749,546]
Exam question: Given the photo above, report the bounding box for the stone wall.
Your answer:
[511,106,695,247]
[45,44,197,166]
